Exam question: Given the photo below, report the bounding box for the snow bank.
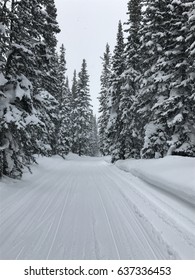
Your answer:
[65,153,81,160]
[103,155,112,163]
[115,156,195,206]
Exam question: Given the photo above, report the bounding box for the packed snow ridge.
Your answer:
[0,154,194,260]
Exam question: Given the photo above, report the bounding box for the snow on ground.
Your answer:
[0,155,194,260]
[115,156,195,206]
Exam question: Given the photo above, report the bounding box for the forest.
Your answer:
[0,0,99,178]
[0,0,195,179]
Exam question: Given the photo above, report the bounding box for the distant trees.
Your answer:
[72,59,93,156]
[56,44,72,157]
[98,0,195,160]
[89,115,99,157]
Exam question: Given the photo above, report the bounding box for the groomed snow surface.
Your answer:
[0,154,194,260]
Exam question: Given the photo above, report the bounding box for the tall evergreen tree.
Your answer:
[0,0,45,177]
[72,59,92,156]
[107,21,126,161]
[38,0,60,99]
[88,114,99,157]
[186,1,195,149]
[98,43,112,155]
[56,44,72,156]
[112,0,142,160]
[163,0,195,156]
[71,70,77,99]
[138,0,172,158]
[71,70,78,154]
[141,0,195,158]
[0,0,62,177]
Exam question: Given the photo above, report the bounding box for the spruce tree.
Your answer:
[72,70,78,99]
[71,70,78,154]
[115,0,142,160]
[0,0,62,177]
[73,59,92,156]
[186,1,195,151]
[89,115,99,157]
[98,44,112,155]
[141,0,195,158]
[56,45,72,156]
[36,0,60,97]
[139,0,172,158]
[107,21,126,161]
[0,0,45,177]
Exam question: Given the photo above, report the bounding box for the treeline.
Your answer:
[0,0,98,178]
[99,0,195,162]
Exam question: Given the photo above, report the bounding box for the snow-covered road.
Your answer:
[0,156,194,259]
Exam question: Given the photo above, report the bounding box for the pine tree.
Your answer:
[0,0,45,177]
[163,0,195,156]
[0,1,9,74]
[56,45,72,156]
[72,70,77,99]
[0,0,62,177]
[72,59,92,156]
[107,21,126,161]
[98,44,112,155]
[113,0,142,160]
[71,70,78,154]
[89,115,99,156]
[37,0,61,97]
[139,0,172,158]
[141,0,195,158]
[186,1,195,151]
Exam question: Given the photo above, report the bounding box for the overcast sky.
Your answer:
[55,0,128,116]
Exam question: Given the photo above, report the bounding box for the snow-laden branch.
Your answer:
[167,145,176,156]
[0,139,9,151]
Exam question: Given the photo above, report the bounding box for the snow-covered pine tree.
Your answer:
[0,0,62,177]
[37,0,60,98]
[71,70,77,99]
[71,70,78,154]
[0,3,9,176]
[139,0,172,158]
[88,115,99,157]
[117,0,142,160]
[56,44,72,156]
[98,43,112,156]
[106,21,126,162]
[72,59,92,156]
[163,0,195,156]
[186,1,195,152]
[32,0,61,155]
[0,0,45,178]
[142,0,195,158]
[0,0,9,73]
[32,90,58,156]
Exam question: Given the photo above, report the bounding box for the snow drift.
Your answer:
[115,156,195,206]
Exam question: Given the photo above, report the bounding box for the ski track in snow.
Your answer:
[0,156,194,260]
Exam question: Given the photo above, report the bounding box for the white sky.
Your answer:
[55,0,128,116]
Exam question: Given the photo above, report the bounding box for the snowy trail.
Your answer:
[0,156,194,259]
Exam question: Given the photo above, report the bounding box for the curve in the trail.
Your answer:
[0,156,194,259]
